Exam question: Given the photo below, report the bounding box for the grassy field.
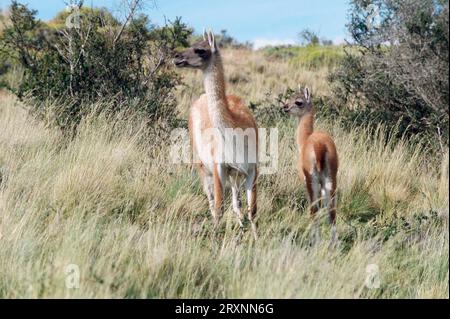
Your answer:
[0,48,448,298]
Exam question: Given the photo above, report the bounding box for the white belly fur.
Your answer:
[191,107,257,178]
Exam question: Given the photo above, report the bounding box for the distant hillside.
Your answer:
[262,45,346,69]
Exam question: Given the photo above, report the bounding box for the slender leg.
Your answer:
[322,168,338,246]
[328,175,337,224]
[198,164,215,217]
[230,175,244,228]
[304,170,321,217]
[305,170,321,244]
[329,174,338,244]
[212,163,225,227]
[245,166,258,240]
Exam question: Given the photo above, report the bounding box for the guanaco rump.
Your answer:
[282,87,338,242]
[173,30,259,239]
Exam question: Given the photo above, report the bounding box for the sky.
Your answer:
[0,0,350,49]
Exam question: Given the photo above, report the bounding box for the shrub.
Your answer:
[249,90,287,126]
[298,28,320,46]
[330,0,449,144]
[0,1,192,132]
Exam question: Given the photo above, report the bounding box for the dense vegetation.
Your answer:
[0,1,191,131]
[262,0,449,145]
[330,0,449,143]
[0,0,448,298]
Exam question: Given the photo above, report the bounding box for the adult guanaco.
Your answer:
[282,87,338,242]
[173,30,258,239]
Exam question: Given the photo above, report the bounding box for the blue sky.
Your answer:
[0,0,350,48]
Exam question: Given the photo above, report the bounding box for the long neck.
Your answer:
[297,110,315,148]
[203,52,231,127]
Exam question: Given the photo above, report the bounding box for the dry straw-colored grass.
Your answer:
[0,48,448,298]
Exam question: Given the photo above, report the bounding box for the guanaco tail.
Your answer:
[174,30,259,239]
[283,87,339,242]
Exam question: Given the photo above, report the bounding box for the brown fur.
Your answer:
[284,89,339,230]
[298,121,339,223]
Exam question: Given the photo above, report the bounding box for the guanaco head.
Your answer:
[282,86,312,117]
[173,30,217,70]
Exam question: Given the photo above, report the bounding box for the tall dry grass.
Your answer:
[0,48,448,298]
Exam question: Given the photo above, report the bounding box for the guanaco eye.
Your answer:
[295,101,304,107]
[194,48,207,55]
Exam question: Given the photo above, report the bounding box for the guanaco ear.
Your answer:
[207,29,217,52]
[203,28,208,41]
[303,87,311,102]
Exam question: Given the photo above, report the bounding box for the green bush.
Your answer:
[329,0,449,144]
[0,1,192,132]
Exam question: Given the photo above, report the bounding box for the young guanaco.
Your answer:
[283,87,338,242]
